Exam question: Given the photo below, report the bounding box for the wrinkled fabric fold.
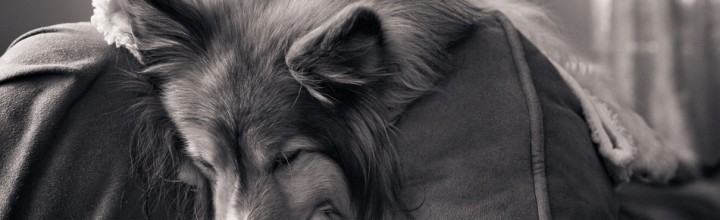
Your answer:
[552,63,637,183]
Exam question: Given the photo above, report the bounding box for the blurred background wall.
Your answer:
[540,0,720,168]
[0,0,91,50]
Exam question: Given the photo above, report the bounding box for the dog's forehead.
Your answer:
[171,78,297,132]
[196,0,348,58]
[162,0,350,166]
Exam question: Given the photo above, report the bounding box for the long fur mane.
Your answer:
[111,0,566,219]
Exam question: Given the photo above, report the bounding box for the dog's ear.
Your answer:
[286,4,387,105]
[92,0,212,64]
[289,5,407,219]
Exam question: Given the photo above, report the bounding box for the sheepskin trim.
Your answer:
[551,59,637,183]
[582,89,637,182]
[91,0,141,59]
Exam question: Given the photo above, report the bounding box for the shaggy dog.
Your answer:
[105,0,481,219]
[90,0,686,219]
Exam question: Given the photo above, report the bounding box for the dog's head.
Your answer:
[106,0,405,219]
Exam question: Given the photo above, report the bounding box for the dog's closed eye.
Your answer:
[193,158,216,176]
[274,150,302,170]
[312,202,343,220]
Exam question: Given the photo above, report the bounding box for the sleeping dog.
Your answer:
[92,0,687,219]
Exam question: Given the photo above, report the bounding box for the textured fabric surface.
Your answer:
[519,30,619,219]
[395,18,538,219]
[0,23,153,220]
[1,17,618,219]
[394,14,618,219]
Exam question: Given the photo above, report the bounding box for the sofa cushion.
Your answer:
[395,12,617,219]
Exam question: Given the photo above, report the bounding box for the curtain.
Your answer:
[560,0,720,166]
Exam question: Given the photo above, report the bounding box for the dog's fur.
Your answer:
[113,0,687,219]
[119,0,486,219]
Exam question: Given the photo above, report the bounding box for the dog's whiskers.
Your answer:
[292,84,302,109]
[281,152,295,185]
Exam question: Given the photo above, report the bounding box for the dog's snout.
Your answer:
[224,208,251,220]
[217,177,290,220]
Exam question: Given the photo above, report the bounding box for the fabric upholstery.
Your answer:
[519,26,618,219]
[395,16,538,219]
[0,23,160,219]
[395,13,617,219]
